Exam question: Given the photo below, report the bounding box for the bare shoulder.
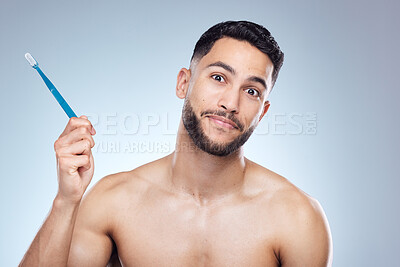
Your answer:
[244,158,311,203]
[84,155,170,205]
[245,159,333,266]
[245,158,326,218]
[78,156,170,230]
[69,157,169,264]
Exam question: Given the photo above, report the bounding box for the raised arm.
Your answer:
[19,115,107,266]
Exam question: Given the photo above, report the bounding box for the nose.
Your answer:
[217,86,240,114]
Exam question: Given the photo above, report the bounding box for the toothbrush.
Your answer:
[25,53,77,118]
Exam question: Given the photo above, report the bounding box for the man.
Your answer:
[20,21,333,266]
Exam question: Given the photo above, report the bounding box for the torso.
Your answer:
[102,155,308,266]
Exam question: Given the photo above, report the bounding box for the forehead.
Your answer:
[195,37,274,84]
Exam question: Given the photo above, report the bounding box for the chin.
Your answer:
[201,122,239,142]
[207,132,238,144]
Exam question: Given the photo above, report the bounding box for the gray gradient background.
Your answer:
[1,0,399,266]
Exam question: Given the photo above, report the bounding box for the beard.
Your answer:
[182,99,256,157]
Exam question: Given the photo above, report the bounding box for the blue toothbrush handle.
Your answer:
[34,66,77,118]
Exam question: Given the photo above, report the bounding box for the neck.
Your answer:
[168,120,247,205]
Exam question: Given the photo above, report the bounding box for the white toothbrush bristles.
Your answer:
[25,53,38,67]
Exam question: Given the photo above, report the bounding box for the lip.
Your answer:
[206,115,238,129]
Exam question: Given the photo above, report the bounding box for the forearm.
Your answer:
[19,196,80,267]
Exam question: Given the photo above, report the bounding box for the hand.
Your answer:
[54,115,96,204]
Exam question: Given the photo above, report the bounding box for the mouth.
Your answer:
[206,115,239,130]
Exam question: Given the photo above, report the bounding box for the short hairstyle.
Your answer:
[191,21,284,88]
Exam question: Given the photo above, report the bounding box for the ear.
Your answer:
[176,68,191,99]
[258,100,270,122]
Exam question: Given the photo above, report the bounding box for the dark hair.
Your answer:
[191,21,284,88]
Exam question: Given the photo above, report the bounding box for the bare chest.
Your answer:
[111,195,280,266]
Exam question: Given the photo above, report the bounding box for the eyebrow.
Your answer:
[206,61,236,75]
[206,61,268,91]
[247,76,267,91]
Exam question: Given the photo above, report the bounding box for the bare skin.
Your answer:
[20,37,332,266]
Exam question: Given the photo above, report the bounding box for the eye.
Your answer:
[245,88,260,97]
[211,74,225,83]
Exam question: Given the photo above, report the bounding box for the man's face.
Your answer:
[179,37,274,156]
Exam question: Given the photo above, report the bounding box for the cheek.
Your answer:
[242,103,264,126]
[190,81,220,107]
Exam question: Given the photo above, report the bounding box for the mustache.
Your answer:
[200,110,244,131]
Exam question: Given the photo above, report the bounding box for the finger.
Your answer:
[79,151,93,171]
[79,115,96,134]
[80,116,96,134]
[58,127,95,148]
[59,115,96,138]
[60,139,92,156]
[59,154,91,175]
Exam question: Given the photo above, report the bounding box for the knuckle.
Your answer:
[81,118,90,126]
[67,168,76,176]
[85,140,91,149]
[70,117,92,129]
[80,127,89,135]
[55,146,64,158]
[55,137,67,151]
[54,139,60,150]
